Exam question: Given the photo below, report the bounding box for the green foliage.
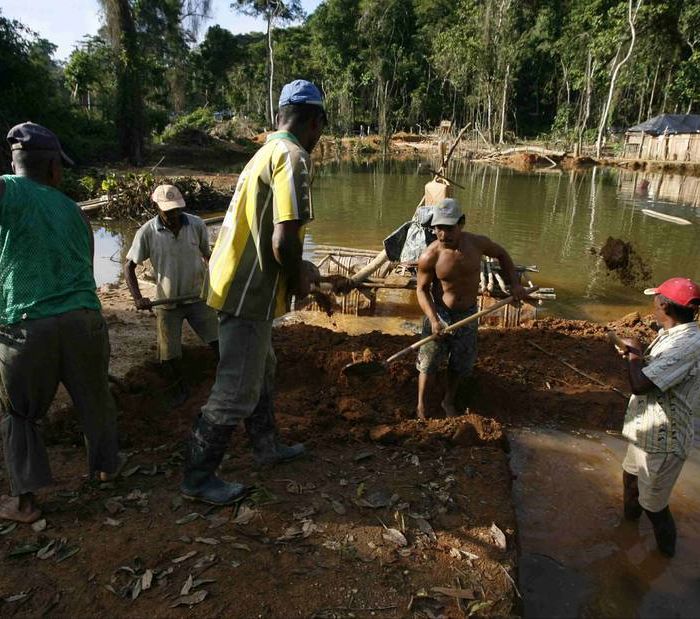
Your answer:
[158,107,216,142]
[100,172,230,220]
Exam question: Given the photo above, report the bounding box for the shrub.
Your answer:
[158,108,216,143]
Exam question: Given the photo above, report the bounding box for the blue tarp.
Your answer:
[627,114,700,136]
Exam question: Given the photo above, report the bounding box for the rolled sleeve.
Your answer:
[126,223,151,265]
[271,144,313,225]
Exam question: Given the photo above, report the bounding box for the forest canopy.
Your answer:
[1,0,698,164]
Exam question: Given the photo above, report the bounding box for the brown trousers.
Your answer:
[0,309,119,495]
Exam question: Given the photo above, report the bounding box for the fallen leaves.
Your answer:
[171,550,197,564]
[381,528,407,547]
[171,590,207,608]
[276,519,318,542]
[232,505,258,525]
[490,522,507,550]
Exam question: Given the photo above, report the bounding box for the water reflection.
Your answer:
[92,161,700,322]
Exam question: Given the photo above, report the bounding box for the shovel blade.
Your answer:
[341,360,388,377]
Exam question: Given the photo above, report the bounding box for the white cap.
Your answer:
[151,184,185,211]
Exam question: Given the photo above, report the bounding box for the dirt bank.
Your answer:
[0,284,657,617]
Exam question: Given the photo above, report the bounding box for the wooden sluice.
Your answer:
[305,244,555,326]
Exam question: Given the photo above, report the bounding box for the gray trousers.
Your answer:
[0,309,119,495]
[201,314,276,437]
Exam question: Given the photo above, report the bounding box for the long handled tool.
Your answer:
[341,286,539,377]
[149,295,201,307]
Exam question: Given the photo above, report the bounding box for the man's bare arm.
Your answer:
[77,206,95,264]
[124,259,152,310]
[416,247,442,334]
[272,220,315,298]
[478,236,525,300]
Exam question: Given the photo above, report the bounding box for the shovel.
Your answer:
[342,286,539,377]
[148,295,201,308]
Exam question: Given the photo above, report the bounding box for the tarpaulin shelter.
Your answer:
[622,114,700,161]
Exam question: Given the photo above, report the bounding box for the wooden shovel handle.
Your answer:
[386,286,539,364]
[149,295,201,307]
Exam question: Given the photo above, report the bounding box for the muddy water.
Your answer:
[510,424,700,618]
[92,161,700,322]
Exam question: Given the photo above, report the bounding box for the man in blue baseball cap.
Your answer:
[180,80,326,505]
[0,122,120,522]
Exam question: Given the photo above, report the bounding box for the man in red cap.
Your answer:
[616,277,700,557]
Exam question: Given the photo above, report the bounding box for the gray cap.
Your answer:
[6,121,74,166]
[431,198,463,226]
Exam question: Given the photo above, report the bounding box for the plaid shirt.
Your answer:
[622,322,700,459]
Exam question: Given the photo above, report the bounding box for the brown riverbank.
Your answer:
[0,281,657,617]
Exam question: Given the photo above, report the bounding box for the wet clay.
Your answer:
[598,237,653,287]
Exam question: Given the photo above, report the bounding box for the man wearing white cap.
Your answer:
[615,277,700,557]
[124,184,218,404]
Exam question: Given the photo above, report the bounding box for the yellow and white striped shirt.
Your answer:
[207,132,313,320]
[623,322,700,459]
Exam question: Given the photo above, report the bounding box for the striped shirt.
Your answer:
[206,132,313,320]
[622,322,700,459]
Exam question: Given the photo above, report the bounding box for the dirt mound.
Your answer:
[597,237,653,286]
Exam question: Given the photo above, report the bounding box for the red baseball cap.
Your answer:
[644,278,700,307]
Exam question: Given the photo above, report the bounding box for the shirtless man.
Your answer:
[416,198,525,420]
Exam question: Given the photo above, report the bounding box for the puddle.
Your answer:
[510,424,700,618]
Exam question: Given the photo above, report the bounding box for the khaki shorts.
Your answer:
[155,300,218,361]
[622,443,686,512]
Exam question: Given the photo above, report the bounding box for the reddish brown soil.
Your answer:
[0,302,658,618]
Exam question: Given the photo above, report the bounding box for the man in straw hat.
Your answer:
[615,277,700,557]
[125,184,218,405]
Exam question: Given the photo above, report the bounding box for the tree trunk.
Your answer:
[114,0,144,165]
[267,11,275,127]
[595,0,643,158]
[498,63,510,144]
[577,52,595,154]
[661,70,672,113]
[646,59,660,119]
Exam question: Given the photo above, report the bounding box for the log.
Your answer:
[349,250,389,284]
[491,146,566,158]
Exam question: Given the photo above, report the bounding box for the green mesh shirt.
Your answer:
[0,175,100,325]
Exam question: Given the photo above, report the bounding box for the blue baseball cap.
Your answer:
[7,121,74,165]
[279,80,324,108]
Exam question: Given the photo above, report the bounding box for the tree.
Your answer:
[64,36,114,113]
[98,0,144,164]
[231,0,305,126]
[595,0,643,157]
[192,25,240,107]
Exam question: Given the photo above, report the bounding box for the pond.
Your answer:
[92,160,700,323]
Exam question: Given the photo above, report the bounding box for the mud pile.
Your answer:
[598,236,653,286]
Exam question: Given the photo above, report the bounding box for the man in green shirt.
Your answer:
[0,122,120,523]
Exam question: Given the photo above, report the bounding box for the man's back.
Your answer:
[207,132,313,320]
[0,175,99,324]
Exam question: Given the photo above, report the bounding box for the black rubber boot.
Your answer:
[245,393,305,466]
[645,506,676,557]
[623,471,643,520]
[180,415,249,505]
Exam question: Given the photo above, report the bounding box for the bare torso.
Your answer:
[427,232,484,311]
